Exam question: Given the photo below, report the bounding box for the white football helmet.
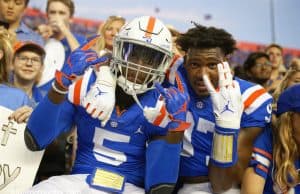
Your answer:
[112,16,173,95]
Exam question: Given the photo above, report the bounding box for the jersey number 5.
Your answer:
[93,127,130,166]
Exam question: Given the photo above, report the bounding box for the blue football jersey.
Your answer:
[167,59,273,177]
[251,127,300,193]
[53,68,170,187]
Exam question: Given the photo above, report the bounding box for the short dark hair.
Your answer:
[243,52,270,70]
[176,22,236,56]
[46,0,75,17]
[265,43,283,54]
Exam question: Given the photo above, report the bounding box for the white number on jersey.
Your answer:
[93,127,130,166]
[265,103,272,123]
[181,111,215,157]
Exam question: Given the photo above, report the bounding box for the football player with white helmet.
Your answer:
[24,16,189,194]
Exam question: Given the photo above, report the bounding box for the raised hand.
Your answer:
[55,35,108,89]
[144,72,190,132]
[81,64,116,127]
[203,62,243,167]
[203,62,243,129]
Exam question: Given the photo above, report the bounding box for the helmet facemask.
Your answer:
[112,38,172,95]
[110,16,173,109]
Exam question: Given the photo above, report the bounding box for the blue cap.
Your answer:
[276,84,300,116]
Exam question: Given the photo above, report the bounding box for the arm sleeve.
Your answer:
[145,139,181,192]
[27,67,96,150]
[26,95,75,150]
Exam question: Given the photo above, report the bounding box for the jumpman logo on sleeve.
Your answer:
[134,126,144,135]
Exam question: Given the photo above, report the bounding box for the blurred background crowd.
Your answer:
[23,7,300,67]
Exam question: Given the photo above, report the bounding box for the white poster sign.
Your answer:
[0,106,44,194]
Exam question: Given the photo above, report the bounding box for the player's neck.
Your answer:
[115,86,135,111]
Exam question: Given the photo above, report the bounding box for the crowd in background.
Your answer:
[21,7,300,68]
[1,0,300,193]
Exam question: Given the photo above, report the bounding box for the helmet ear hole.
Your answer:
[111,16,173,95]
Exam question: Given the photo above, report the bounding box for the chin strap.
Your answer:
[132,91,143,110]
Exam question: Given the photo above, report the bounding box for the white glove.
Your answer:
[82,66,116,127]
[203,62,243,129]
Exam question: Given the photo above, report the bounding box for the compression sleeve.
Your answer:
[26,95,74,149]
[145,139,181,192]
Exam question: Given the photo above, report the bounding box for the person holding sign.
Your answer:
[0,28,44,194]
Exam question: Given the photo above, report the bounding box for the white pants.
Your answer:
[22,174,144,194]
[178,182,240,194]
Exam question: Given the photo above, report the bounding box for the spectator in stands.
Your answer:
[272,58,300,113]
[36,0,86,92]
[35,0,85,182]
[0,28,33,123]
[243,52,272,88]
[94,15,125,56]
[265,43,287,93]
[242,84,300,194]
[0,25,16,73]
[0,0,44,45]
[11,41,45,107]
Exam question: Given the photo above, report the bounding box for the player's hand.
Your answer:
[8,106,33,123]
[203,62,243,129]
[55,35,107,89]
[155,82,189,131]
[82,62,116,127]
[144,72,190,132]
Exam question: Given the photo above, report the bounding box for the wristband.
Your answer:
[51,81,68,95]
[210,126,239,167]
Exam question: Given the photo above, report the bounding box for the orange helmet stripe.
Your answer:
[144,16,156,38]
